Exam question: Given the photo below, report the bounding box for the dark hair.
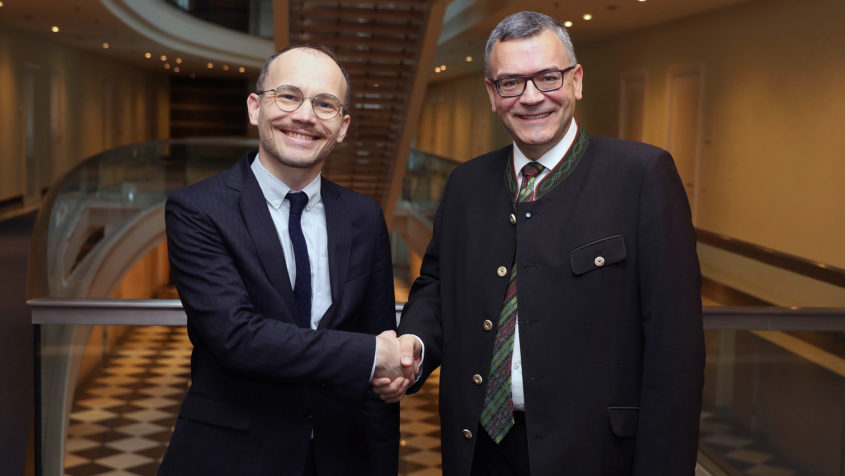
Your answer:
[255,43,352,109]
[484,11,577,78]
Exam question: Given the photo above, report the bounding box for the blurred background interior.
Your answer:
[0,0,843,475]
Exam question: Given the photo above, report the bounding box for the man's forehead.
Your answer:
[265,48,345,91]
[489,32,570,76]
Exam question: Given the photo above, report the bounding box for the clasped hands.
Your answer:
[372,331,422,403]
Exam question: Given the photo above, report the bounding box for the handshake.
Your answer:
[371,331,422,403]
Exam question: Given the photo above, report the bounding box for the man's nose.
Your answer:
[290,99,318,123]
[519,79,544,105]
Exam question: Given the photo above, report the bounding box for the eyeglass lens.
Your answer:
[273,85,343,119]
[497,71,564,97]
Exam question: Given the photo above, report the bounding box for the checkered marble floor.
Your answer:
[63,325,443,475]
[699,410,808,476]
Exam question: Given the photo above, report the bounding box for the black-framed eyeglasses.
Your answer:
[491,65,577,98]
[257,84,346,120]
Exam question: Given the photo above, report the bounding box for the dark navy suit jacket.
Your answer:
[158,153,398,476]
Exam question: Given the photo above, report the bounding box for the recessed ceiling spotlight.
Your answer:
[583,13,592,21]
[564,20,573,27]
[174,66,180,73]
[51,26,60,33]
[207,62,214,69]
[223,65,229,71]
[465,56,472,62]
[160,55,167,61]
[102,42,109,49]
[434,67,441,73]
[144,52,152,59]
[164,63,171,69]
[0,2,5,7]
[238,66,245,73]
[176,57,182,64]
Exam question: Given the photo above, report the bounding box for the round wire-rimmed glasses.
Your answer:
[257,84,346,120]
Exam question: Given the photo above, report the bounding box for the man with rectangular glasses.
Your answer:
[160,44,411,476]
[377,10,704,476]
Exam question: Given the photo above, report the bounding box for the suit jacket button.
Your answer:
[463,429,473,440]
[509,213,517,225]
[497,266,508,277]
[472,374,483,385]
[482,320,493,331]
[594,256,606,267]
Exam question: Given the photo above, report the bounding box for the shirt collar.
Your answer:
[512,118,578,177]
[251,153,323,211]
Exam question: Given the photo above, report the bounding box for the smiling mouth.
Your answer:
[283,130,320,141]
[519,112,552,120]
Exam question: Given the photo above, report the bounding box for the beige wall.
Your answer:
[0,26,170,203]
[575,0,845,268]
[416,72,510,161]
[418,0,845,272]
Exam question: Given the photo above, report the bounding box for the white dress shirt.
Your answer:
[251,156,332,330]
[508,118,579,410]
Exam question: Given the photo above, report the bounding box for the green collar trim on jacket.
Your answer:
[504,128,590,205]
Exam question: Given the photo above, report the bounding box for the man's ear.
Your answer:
[484,78,498,113]
[572,64,584,101]
[247,93,261,126]
[336,113,351,143]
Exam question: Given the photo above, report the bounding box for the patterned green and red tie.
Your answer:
[480,161,544,444]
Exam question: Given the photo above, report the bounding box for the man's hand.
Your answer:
[372,333,422,403]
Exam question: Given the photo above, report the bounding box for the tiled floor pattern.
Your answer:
[64,325,814,476]
[699,410,809,476]
[63,325,443,476]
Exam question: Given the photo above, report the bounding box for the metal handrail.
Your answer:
[696,228,845,289]
[28,298,845,331]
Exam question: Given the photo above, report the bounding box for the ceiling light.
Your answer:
[440,64,447,70]
[160,55,167,61]
[465,56,472,62]
[176,57,182,64]
[564,20,573,27]
[51,26,60,33]
[102,42,109,49]
[164,63,171,69]
[144,52,151,59]
[174,67,180,73]
[223,65,229,71]
[638,0,647,2]
[207,62,214,69]
[583,13,592,20]
[373,83,379,88]
[434,67,441,73]
[0,2,5,7]
[238,67,245,73]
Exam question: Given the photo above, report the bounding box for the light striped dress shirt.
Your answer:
[251,156,332,330]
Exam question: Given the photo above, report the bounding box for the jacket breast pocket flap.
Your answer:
[179,393,251,431]
[570,235,626,275]
[607,406,639,437]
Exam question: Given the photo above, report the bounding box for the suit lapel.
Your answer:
[231,154,297,308]
[319,179,350,329]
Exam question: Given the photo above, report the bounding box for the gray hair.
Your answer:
[484,11,577,78]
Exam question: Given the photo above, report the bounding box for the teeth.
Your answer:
[285,131,317,140]
[522,112,551,119]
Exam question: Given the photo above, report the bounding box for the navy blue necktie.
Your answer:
[286,191,311,328]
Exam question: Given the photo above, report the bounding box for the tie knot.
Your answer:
[286,191,308,215]
[522,162,544,178]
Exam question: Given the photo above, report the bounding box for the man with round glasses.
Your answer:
[382,10,704,476]
[160,44,407,476]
